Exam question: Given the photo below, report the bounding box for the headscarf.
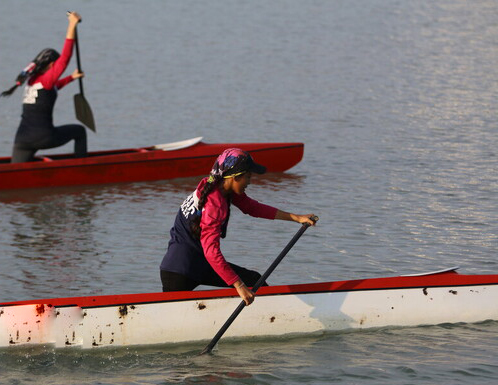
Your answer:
[208,148,266,182]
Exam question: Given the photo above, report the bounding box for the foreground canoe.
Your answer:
[1,267,497,349]
[0,137,304,190]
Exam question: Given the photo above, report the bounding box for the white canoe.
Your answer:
[1,267,498,349]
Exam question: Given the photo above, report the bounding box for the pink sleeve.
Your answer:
[55,75,74,90]
[232,192,278,219]
[199,194,239,286]
[39,39,74,90]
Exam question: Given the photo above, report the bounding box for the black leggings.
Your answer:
[11,124,87,163]
[161,263,267,292]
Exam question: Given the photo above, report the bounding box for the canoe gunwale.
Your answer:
[2,271,498,310]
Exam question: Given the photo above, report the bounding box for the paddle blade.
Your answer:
[74,93,96,132]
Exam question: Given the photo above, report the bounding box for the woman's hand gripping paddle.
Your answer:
[200,215,319,355]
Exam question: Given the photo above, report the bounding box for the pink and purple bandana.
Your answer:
[210,148,266,179]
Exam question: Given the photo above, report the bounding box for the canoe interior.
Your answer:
[0,147,165,164]
[0,136,205,164]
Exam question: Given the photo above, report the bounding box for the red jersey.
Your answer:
[160,178,278,285]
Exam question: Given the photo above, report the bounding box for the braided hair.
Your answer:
[190,174,223,239]
[1,48,60,97]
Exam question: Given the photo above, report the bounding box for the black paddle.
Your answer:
[200,215,318,355]
[73,22,96,132]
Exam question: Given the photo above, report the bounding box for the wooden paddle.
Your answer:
[73,25,96,132]
[200,215,318,355]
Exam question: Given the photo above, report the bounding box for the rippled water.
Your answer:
[1,0,497,384]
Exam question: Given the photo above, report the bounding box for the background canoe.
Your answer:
[0,138,304,190]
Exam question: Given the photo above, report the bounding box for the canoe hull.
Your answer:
[0,141,304,190]
[2,269,498,349]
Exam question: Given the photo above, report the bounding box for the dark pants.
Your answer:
[11,124,87,163]
[161,263,267,292]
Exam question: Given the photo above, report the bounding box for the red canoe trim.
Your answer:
[0,141,304,190]
[2,272,498,310]
[0,143,304,171]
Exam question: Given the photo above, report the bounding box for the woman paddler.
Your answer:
[1,12,87,163]
[160,148,317,305]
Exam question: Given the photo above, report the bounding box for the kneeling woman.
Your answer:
[160,148,316,306]
[1,12,87,163]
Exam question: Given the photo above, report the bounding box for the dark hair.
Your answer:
[1,48,60,97]
[190,175,223,239]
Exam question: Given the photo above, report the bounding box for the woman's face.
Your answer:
[231,172,252,195]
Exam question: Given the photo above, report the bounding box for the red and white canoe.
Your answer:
[0,137,304,190]
[1,267,497,349]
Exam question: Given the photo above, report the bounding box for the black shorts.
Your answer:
[12,124,87,163]
[160,263,267,292]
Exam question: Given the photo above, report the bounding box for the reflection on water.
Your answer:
[0,181,170,301]
[0,179,193,205]
[3,192,101,300]
[0,172,305,204]
[249,172,305,190]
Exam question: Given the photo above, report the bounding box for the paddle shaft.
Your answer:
[200,217,317,355]
[74,27,84,96]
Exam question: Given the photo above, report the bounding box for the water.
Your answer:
[0,0,497,383]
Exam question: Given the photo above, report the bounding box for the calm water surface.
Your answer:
[0,0,497,384]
